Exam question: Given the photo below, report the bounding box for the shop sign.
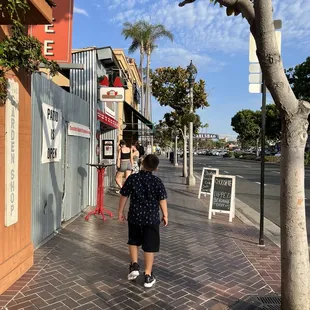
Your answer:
[99,87,124,102]
[97,110,118,129]
[68,121,91,139]
[5,79,19,227]
[42,103,62,163]
[29,0,73,63]
[197,133,219,139]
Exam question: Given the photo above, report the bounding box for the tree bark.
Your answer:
[280,108,310,310]
[145,52,151,118]
[253,1,310,309]
[139,50,145,116]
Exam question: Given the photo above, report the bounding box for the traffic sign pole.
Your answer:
[259,78,267,246]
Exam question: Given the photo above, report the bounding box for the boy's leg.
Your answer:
[129,245,139,263]
[142,225,159,288]
[144,252,154,275]
[127,224,142,280]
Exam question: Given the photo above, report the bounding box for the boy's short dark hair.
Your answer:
[120,140,126,146]
[143,154,159,171]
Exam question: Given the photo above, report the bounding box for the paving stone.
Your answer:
[1,160,281,309]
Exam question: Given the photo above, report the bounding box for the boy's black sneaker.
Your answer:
[144,273,156,288]
[128,262,140,280]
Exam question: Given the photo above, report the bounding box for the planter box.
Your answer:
[0,0,52,25]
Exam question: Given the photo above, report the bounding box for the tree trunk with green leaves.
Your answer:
[179,0,309,309]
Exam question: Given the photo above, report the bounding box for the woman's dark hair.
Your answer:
[120,140,126,146]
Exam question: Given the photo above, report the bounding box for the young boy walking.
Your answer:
[118,154,168,288]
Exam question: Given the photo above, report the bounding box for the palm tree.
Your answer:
[144,24,174,119]
[122,21,149,115]
[122,21,173,120]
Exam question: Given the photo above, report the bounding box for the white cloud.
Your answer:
[108,0,310,54]
[152,47,226,72]
[74,6,89,17]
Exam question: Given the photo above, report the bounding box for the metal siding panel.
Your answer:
[71,50,97,207]
[31,73,89,247]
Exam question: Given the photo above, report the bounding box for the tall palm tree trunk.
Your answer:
[145,52,151,119]
[139,51,145,115]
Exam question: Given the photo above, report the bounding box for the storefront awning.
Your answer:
[124,102,154,132]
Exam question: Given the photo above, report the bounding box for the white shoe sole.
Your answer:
[144,278,156,288]
[128,270,139,280]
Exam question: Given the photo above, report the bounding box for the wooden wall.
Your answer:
[0,25,34,294]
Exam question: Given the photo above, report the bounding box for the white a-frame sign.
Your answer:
[209,174,236,222]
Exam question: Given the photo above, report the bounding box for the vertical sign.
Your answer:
[5,79,19,227]
[209,175,236,222]
[29,0,73,63]
[198,168,219,198]
[41,103,62,163]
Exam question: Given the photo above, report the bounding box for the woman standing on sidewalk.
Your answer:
[131,144,140,174]
[115,140,133,193]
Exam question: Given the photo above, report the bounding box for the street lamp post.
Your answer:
[186,60,197,186]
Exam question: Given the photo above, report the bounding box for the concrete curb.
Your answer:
[193,172,281,248]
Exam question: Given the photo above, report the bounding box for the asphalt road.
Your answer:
[192,156,310,236]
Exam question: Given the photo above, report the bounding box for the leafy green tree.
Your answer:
[231,109,261,150]
[151,66,208,113]
[153,120,173,148]
[286,57,310,102]
[265,104,281,143]
[232,104,281,147]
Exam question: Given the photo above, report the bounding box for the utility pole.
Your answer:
[259,79,267,246]
[183,125,188,177]
[186,60,197,186]
[174,133,178,167]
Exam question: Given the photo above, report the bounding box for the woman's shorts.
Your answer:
[118,161,132,172]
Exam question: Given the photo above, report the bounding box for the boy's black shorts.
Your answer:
[127,223,160,252]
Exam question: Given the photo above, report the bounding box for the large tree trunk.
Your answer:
[253,1,310,309]
[281,112,310,310]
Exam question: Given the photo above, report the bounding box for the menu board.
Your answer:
[198,168,219,198]
[209,175,236,222]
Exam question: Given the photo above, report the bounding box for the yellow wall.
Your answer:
[113,49,142,144]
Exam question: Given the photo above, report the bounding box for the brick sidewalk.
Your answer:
[0,159,281,310]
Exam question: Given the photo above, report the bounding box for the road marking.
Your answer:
[272,171,280,174]
[236,175,244,178]
[255,182,267,186]
[208,165,212,168]
[244,165,251,168]
[224,171,229,174]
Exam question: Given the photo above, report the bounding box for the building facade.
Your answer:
[0,1,53,294]
[70,47,122,205]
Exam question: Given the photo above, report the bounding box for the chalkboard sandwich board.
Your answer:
[209,174,236,222]
[198,168,219,198]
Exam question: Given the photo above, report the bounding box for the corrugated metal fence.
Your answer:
[31,73,89,248]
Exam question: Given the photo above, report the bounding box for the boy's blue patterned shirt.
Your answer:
[120,170,167,225]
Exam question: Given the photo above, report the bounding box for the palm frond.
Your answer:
[128,39,140,54]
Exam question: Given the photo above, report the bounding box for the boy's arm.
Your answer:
[118,195,128,222]
[159,199,168,226]
[118,176,132,222]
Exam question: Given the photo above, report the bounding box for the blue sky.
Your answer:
[72,0,310,138]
